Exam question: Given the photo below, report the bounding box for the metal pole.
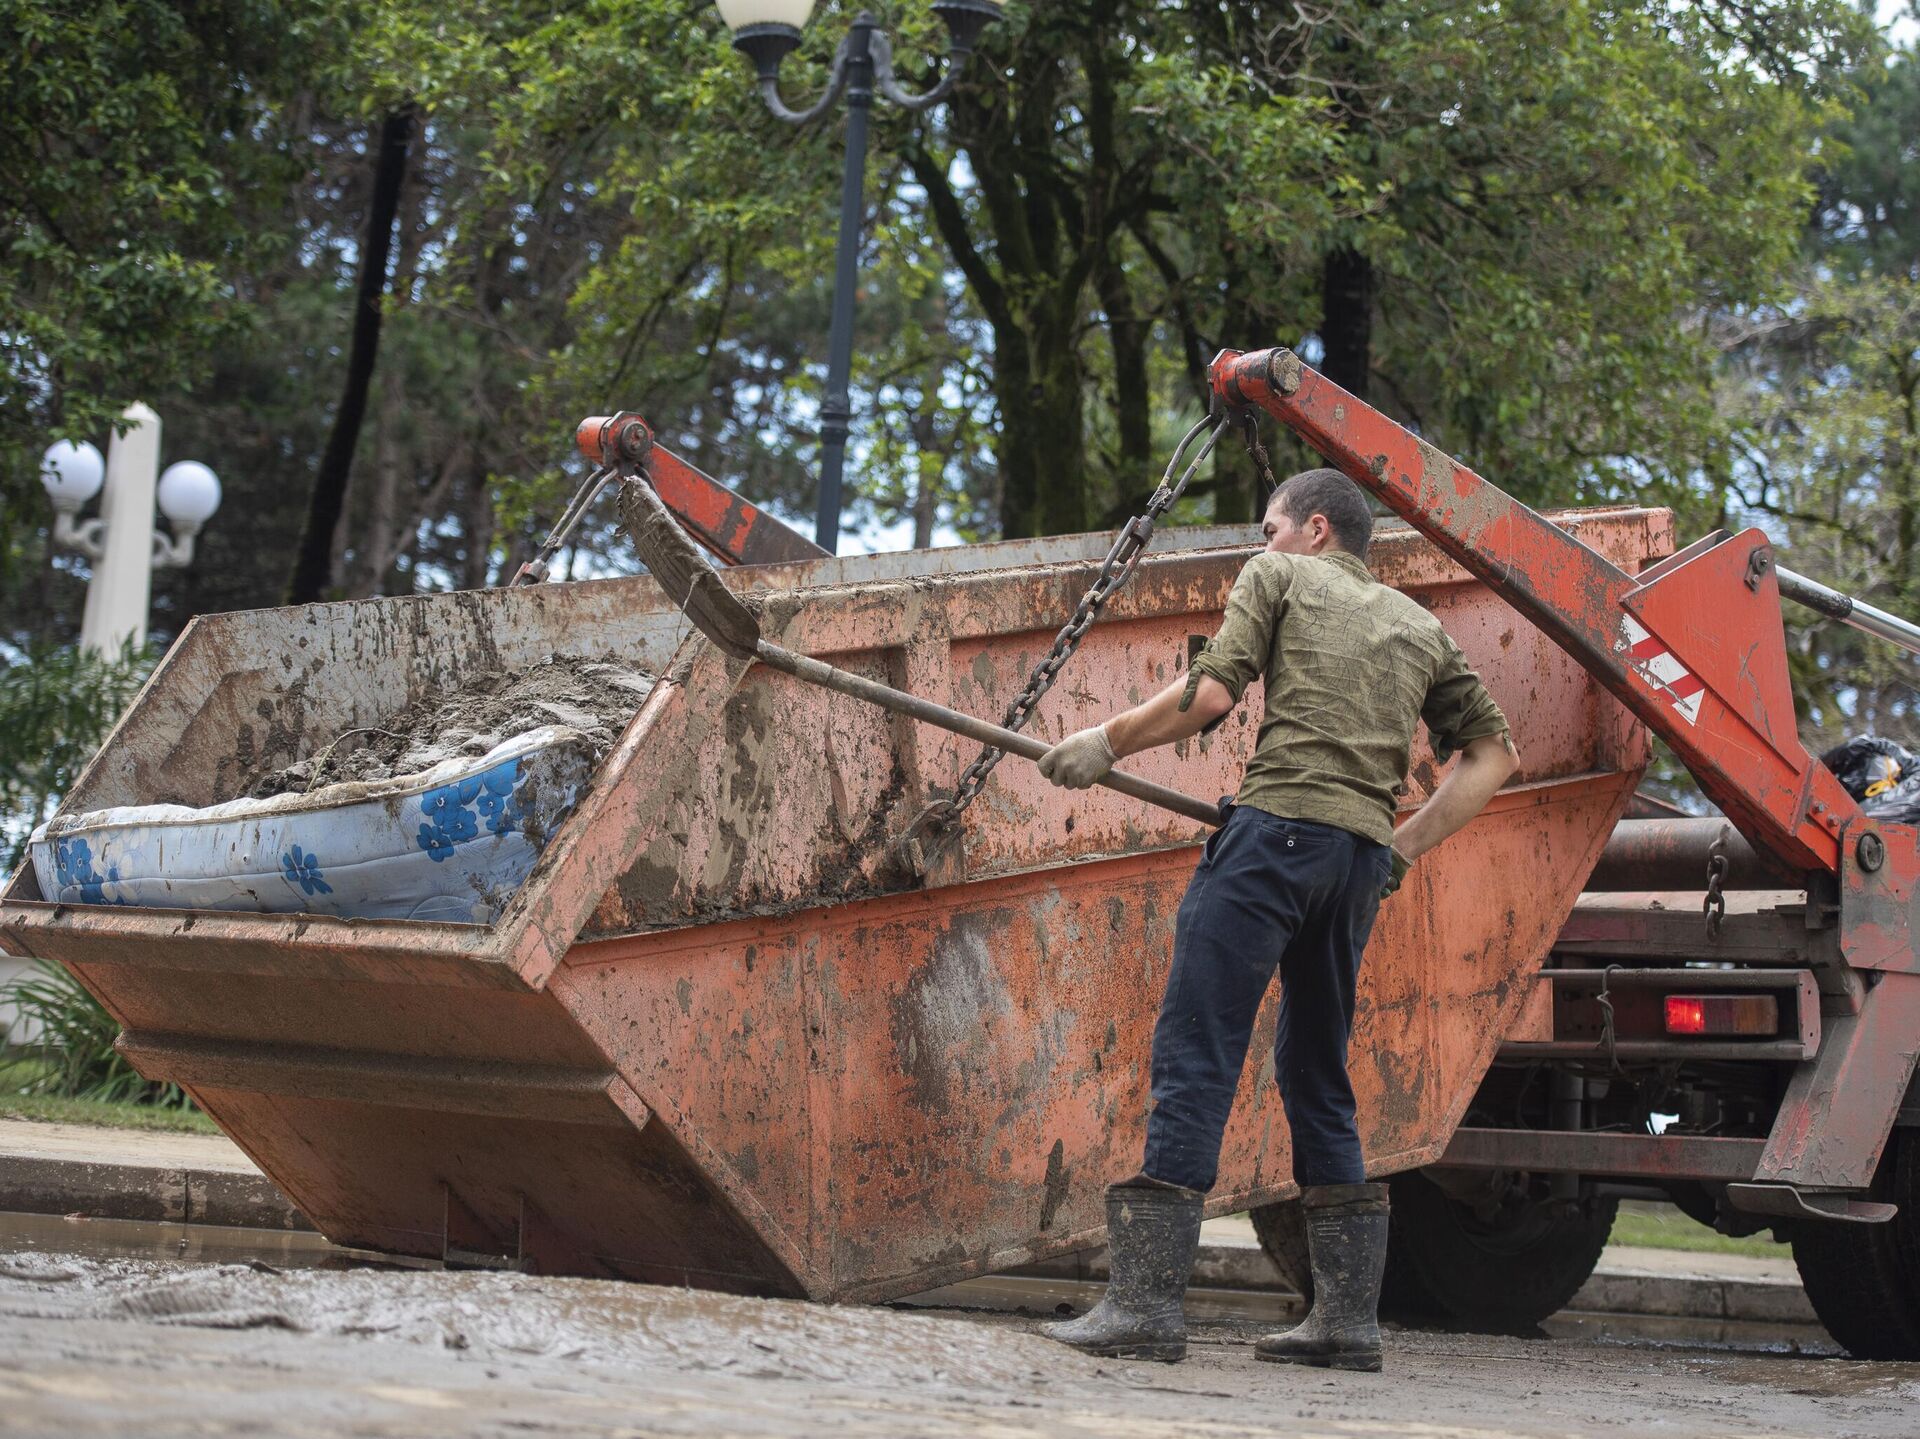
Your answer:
[1776,565,1920,658]
[1587,817,1791,892]
[751,639,1226,828]
[813,14,875,556]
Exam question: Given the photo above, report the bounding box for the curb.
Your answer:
[1011,1241,1817,1326]
[1573,1266,1815,1326]
[0,1139,1815,1330]
[0,1153,310,1232]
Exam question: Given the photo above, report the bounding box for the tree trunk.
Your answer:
[1883,363,1916,610]
[1096,246,1152,489]
[1217,281,1270,522]
[906,359,945,550]
[1319,244,1373,400]
[347,356,407,597]
[459,463,497,589]
[286,106,416,604]
[995,318,1088,539]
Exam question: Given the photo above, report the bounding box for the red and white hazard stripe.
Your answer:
[1617,615,1704,725]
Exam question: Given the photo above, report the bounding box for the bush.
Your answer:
[1,959,190,1108]
[0,639,152,868]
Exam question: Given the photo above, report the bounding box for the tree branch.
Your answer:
[906,146,1012,330]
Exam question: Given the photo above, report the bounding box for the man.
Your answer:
[1033,468,1518,1373]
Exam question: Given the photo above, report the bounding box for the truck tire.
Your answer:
[1790,1130,1920,1360]
[1380,1171,1617,1331]
[1250,1172,1616,1329]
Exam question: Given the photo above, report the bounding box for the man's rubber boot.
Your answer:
[1254,1182,1389,1372]
[1038,1180,1203,1362]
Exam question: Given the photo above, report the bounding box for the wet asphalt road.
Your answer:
[0,1214,1914,1438]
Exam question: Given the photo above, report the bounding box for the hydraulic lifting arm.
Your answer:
[1211,346,1856,880]
[517,413,827,586]
[1211,346,1920,1204]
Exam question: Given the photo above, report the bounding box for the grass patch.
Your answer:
[0,1049,53,1090]
[0,1090,221,1134]
[0,1047,216,1134]
[1611,1203,1786,1260]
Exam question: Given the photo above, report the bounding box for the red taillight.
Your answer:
[1666,996,1707,1034]
[1664,994,1775,1037]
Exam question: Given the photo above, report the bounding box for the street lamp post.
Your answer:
[41,403,222,656]
[715,0,1002,554]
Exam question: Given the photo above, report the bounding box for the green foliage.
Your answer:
[1342,1,1847,511]
[1716,17,1920,751]
[1,960,190,1108]
[0,0,346,562]
[398,0,1870,545]
[0,0,1903,636]
[1728,275,1920,742]
[0,641,152,866]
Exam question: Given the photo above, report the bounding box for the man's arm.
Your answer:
[1035,673,1237,789]
[1390,731,1519,863]
[1106,674,1236,757]
[1038,556,1285,789]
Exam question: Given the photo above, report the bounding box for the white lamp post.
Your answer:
[42,403,221,656]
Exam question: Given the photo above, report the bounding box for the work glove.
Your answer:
[1381,846,1412,900]
[1038,724,1117,790]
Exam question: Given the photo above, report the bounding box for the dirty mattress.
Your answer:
[30,655,656,925]
[30,727,597,924]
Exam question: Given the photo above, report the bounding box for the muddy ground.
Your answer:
[0,1248,1914,1438]
[248,656,656,798]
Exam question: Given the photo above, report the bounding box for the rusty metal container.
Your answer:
[0,507,1669,1301]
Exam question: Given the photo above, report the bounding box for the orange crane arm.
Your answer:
[1210,346,1854,880]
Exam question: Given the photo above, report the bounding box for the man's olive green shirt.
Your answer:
[1179,549,1510,847]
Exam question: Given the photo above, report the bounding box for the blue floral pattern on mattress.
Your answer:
[30,729,593,926]
[52,837,124,907]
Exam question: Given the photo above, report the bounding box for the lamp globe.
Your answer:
[157,460,222,528]
[40,440,105,514]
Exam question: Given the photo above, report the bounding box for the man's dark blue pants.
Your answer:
[1141,805,1390,1192]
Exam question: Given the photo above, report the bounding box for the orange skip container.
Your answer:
[0,508,1669,1300]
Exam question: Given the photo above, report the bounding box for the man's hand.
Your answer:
[1038,725,1117,789]
[1381,847,1412,899]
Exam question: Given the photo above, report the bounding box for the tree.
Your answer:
[445,1,1864,543]
[1719,16,1920,748]
[4,0,1883,667]
[0,0,338,564]
[0,642,150,866]
[286,105,417,603]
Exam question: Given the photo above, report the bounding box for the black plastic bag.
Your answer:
[1818,735,1920,824]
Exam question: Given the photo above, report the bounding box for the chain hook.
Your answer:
[1595,963,1624,1074]
[1239,409,1280,502]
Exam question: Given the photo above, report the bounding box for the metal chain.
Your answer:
[1704,839,1729,940]
[901,414,1232,852]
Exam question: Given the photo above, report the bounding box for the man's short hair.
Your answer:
[1270,468,1374,558]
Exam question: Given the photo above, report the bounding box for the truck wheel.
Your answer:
[1790,1129,1920,1360]
[1380,1170,1618,1331]
[1250,1172,1616,1328]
